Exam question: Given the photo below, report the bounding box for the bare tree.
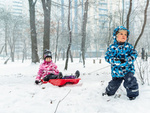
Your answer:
[0,10,11,56]
[64,0,72,70]
[28,0,39,63]
[41,0,52,52]
[81,0,89,67]
[7,20,20,62]
[134,0,149,48]
[1,10,18,62]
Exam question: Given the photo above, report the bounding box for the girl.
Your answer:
[35,49,80,84]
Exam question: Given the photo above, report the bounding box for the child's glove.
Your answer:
[114,58,119,61]
[120,58,126,63]
[113,58,121,65]
[35,80,41,84]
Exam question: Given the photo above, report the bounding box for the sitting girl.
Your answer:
[35,49,80,84]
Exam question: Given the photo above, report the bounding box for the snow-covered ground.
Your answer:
[0,58,150,113]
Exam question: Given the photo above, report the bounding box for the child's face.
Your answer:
[45,57,52,62]
[116,30,127,43]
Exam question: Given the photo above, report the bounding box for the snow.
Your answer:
[0,58,150,113]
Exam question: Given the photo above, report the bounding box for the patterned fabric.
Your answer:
[105,27,138,77]
[106,72,139,97]
[36,60,59,81]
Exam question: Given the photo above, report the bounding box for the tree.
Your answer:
[126,0,132,30]
[8,18,22,62]
[81,0,89,67]
[28,0,39,63]
[64,0,72,70]
[55,21,60,63]
[0,9,18,62]
[41,0,52,52]
[0,9,11,56]
[134,0,149,48]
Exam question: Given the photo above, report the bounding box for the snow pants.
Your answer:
[43,73,76,81]
[106,72,139,98]
[43,73,58,81]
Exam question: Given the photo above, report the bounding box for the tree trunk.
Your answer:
[4,57,10,64]
[64,0,72,70]
[11,49,15,62]
[70,50,73,62]
[81,0,88,67]
[55,21,59,63]
[0,45,4,54]
[122,0,124,25]
[22,39,27,63]
[134,0,149,49]
[63,49,65,61]
[126,0,132,30]
[28,0,39,63]
[41,0,51,52]
[4,22,8,56]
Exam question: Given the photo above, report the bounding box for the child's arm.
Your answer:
[51,64,59,75]
[47,63,59,75]
[105,46,121,66]
[126,45,138,64]
[36,64,44,81]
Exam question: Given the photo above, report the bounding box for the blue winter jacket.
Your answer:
[105,38,138,77]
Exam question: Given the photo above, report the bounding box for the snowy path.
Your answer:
[0,59,150,113]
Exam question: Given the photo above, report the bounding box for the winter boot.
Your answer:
[75,70,80,78]
[129,97,136,100]
[58,72,63,79]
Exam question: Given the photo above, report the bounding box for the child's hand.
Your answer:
[113,58,121,65]
[35,80,41,84]
[120,58,126,63]
[114,58,119,61]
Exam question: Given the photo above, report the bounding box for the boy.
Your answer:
[103,26,139,100]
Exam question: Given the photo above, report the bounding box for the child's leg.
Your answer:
[63,75,76,79]
[62,70,80,79]
[43,74,58,81]
[123,72,139,98]
[106,77,123,96]
[75,70,80,78]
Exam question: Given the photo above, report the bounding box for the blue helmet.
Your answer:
[113,26,130,38]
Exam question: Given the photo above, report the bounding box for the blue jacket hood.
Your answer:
[113,26,130,44]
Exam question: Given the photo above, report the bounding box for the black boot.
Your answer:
[58,72,63,79]
[129,97,136,100]
[75,70,80,78]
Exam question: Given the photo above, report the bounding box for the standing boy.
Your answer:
[104,26,139,100]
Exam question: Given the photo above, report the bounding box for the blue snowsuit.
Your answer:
[105,28,139,98]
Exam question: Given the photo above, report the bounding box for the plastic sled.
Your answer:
[49,78,81,86]
[41,78,81,86]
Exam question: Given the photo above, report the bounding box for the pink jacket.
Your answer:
[36,60,59,81]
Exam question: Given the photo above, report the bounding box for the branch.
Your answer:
[54,89,71,113]
[33,0,37,6]
[134,0,149,48]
